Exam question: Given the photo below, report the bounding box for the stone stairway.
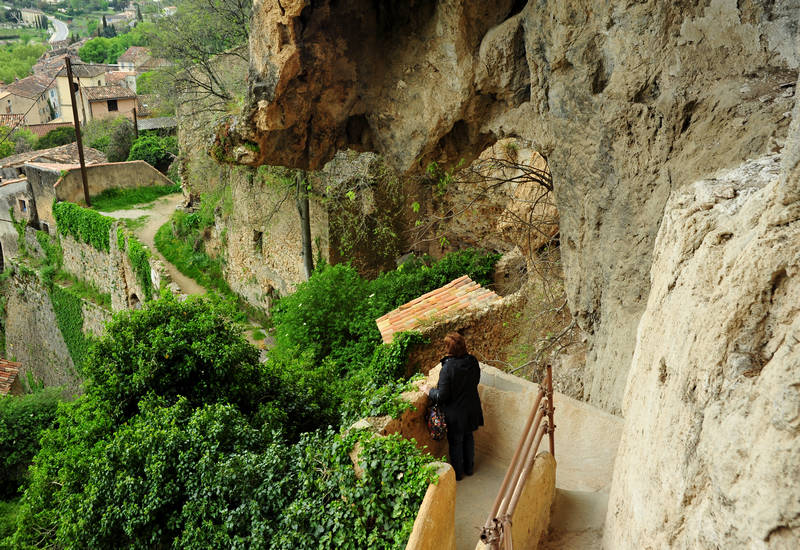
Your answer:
[452,367,624,549]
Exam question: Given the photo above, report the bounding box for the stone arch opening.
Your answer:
[129,293,141,310]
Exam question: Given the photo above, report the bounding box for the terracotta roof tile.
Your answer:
[118,46,151,65]
[0,142,106,169]
[84,84,136,101]
[0,113,25,127]
[375,276,502,344]
[5,74,53,99]
[0,358,22,396]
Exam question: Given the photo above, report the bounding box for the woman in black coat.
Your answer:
[422,332,484,480]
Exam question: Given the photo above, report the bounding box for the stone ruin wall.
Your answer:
[4,270,109,394]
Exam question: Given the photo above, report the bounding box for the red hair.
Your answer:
[444,332,467,357]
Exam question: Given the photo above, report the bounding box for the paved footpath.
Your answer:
[455,381,624,550]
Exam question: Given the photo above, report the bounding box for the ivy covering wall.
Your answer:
[53,201,113,252]
[118,230,153,301]
[48,284,89,372]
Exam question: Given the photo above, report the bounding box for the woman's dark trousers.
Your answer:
[447,428,475,480]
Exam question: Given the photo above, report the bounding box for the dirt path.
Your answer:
[101,193,207,296]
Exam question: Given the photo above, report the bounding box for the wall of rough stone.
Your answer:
[221,167,329,307]
[60,226,152,311]
[4,271,83,393]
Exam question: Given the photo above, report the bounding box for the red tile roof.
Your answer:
[0,358,22,396]
[105,71,135,85]
[376,276,502,344]
[0,113,25,127]
[5,74,53,99]
[84,84,136,101]
[23,122,74,137]
[0,142,106,169]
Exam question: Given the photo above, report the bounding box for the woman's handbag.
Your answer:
[427,404,447,440]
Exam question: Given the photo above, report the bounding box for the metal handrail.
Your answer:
[480,365,555,549]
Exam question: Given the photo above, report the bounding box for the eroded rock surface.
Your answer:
[236,0,799,413]
[605,145,800,547]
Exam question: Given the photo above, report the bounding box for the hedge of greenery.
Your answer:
[8,249,501,548]
[0,388,64,499]
[53,201,113,252]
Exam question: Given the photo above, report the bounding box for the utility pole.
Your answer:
[65,58,91,207]
[133,107,139,139]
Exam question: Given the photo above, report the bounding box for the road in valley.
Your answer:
[48,16,68,43]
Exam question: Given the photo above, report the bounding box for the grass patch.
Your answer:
[54,272,112,310]
[122,216,149,231]
[251,329,266,341]
[91,184,180,212]
[154,221,231,297]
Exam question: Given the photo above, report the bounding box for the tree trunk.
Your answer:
[296,171,314,279]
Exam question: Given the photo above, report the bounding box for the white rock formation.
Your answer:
[605,138,800,547]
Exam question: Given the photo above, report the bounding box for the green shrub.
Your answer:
[128,134,178,172]
[82,117,135,161]
[0,498,20,542]
[124,234,153,300]
[35,127,75,150]
[271,263,368,360]
[48,284,90,371]
[52,201,113,252]
[0,388,65,498]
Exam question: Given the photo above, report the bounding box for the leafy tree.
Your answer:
[0,41,47,84]
[0,127,13,159]
[0,387,65,498]
[127,133,178,172]
[36,126,76,150]
[144,0,251,109]
[82,116,135,160]
[6,128,37,154]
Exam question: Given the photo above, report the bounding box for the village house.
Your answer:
[53,64,107,124]
[85,85,137,120]
[0,142,106,183]
[0,75,58,125]
[117,46,151,72]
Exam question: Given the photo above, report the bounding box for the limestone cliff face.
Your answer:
[605,128,800,546]
[238,0,798,414]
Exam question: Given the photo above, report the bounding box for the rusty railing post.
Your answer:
[546,364,555,458]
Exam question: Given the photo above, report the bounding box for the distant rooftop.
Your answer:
[5,74,53,99]
[137,117,176,131]
[0,113,25,127]
[84,84,136,101]
[376,276,503,344]
[0,142,106,169]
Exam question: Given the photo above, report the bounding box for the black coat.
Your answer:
[429,354,484,433]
